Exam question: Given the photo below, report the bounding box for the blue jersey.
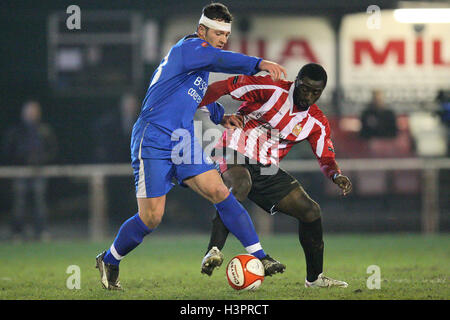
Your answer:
[134,34,262,159]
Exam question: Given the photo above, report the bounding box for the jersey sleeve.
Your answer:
[199,102,225,125]
[198,75,278,108]
[307,115,341,180]
[226,75,281,103]
[181,39,262,75]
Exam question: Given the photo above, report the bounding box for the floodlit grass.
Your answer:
[0,234,448,300]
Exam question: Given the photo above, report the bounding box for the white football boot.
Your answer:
[305,273,348,288]
[201,246,224,276]
[95,251,122,290]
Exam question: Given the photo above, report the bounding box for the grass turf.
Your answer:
[0,233,448,300]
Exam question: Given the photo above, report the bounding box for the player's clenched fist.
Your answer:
[333,174,352,196]
[258,60,287,81]
[221,114,244,129]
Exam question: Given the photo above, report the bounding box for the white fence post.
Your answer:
[88,173,107,241]
[421,167,439,234]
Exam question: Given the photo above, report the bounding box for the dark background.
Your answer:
[0,1,448,238]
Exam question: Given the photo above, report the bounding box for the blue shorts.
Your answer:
[131,120,215,198]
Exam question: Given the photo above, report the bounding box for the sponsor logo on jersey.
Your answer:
[292,123,303,136]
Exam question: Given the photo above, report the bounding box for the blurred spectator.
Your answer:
[92,93,140,225]
[2,100,58,241]
[93,93,140,163]
[359,89,398,139]
[436,90,450,127]
[436,89,450,156]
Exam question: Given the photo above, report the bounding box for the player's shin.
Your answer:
[103,213,153,265]
[298,217,324,282]
[214,193,266,259]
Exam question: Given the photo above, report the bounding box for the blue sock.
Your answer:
[103,213,152,266]
[214,193,266,259]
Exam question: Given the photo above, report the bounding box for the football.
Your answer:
[226,254,265,291]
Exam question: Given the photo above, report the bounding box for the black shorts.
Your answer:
[214,148,300,214]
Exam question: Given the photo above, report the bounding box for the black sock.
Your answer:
[205,211,230,255]
[298,218,324,282]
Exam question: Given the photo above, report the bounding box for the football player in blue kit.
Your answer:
[95,2,287,290]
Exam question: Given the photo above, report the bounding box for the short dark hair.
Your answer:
[297,63,327,86]
[202,2,233,23]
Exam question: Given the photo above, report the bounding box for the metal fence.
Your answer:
[0,157,448,240]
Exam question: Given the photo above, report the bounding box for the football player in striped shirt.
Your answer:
[199,63,353,288]
[95,2,287,290]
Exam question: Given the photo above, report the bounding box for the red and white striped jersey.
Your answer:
[200,74,341,179]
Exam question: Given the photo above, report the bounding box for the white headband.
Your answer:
[198,14,231,32]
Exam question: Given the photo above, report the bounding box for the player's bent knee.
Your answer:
[139,208,164,229]
[208,182,230,204]
[227,177,251,202]
[305,202,322,223]
[297,201,321,223]
[222,167,252,202]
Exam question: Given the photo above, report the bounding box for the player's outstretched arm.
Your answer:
[183,39,287,80]
[258,60,287,81]
[199,73,277,109]
[198,79,230,107]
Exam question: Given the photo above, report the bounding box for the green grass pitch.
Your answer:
[0,234,448,300]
